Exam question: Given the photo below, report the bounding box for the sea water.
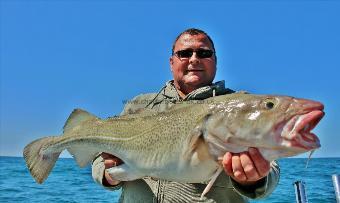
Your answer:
[0,156,339,203]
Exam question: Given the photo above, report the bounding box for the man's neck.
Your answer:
[176,89,187,99]
[173,81,206,99]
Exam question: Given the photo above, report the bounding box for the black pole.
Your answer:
[294,181,308,203]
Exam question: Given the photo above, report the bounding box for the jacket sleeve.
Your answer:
[91,154,123,191]
[91,93,156,190]
[230,161,280,199]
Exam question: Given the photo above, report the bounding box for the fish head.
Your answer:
[204,93,324,160]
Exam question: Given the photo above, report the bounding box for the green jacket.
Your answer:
[92,80,280,203]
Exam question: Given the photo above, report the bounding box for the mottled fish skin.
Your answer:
[23,93,324,185]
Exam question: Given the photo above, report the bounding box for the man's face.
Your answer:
[170,33,216,95]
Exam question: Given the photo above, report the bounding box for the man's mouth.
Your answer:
[187,69,204,72]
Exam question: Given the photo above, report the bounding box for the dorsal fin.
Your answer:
[63,109,97,133]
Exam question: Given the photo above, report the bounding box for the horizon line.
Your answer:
[1,155,339,159]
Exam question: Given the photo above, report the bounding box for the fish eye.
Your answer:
[265,101,275,109]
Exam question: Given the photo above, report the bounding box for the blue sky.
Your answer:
[1,0,339,158]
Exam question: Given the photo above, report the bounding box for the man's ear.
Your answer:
[169,56,174,72]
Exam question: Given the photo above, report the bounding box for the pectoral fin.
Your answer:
[200,167,223,199]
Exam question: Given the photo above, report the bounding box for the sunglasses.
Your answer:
[174,48,215,59]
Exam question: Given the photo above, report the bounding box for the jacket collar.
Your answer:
[161,80,232,101]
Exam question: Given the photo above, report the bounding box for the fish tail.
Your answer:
[23,136,61,184]
[23,109,98,184]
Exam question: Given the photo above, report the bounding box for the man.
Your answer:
[92,28,280,202]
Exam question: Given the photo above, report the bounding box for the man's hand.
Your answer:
[222,147,270,186]
[101,152,123,186]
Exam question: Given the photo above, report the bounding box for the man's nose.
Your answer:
[189,52,200,64]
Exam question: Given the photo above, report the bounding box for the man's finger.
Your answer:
[222,152,233,175]
[104,171,121,186]
[231,154,246,181]
[101,152,116,159]
[240,152,260,181]
[101,153,123,169]
[104,159,118,169]
[249,148,270,177]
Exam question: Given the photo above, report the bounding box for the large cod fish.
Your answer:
[24,93,324,195]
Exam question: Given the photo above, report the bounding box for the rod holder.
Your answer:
[333,174,340,203]
[294,181,308,203]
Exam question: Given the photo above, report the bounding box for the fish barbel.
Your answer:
[23,93,324,189]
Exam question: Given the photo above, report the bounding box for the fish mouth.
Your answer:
[281,110,324,150]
